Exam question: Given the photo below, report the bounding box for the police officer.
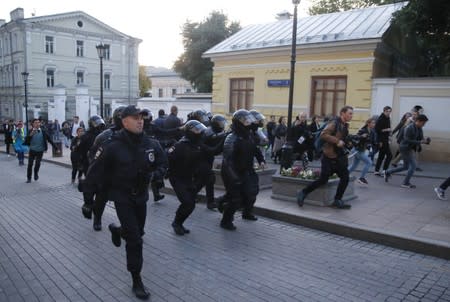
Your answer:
[220,109,264,230]
[78,115,106,220]
[168,120,207,235]
[87,106,125,231]
[84,105,168,300]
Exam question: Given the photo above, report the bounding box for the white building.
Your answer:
[147,67,195,99]
[0,8,141,123]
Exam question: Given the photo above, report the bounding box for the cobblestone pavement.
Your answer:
[0,155,449,302]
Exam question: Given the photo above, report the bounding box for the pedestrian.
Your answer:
[61,121,72,148]
[12,121,28,165]
[272,116,287,164]
[291,112,311,163]
[384,114,430,188]
[3,119,14,156]
[297,106,354,209]
[52,119,61,141]
[266,115,276,159]
[374,106,393,176]
[219,109,264,230]
[308,115,321,160]
[391,112,413,167]
[153,109,166,128]
[70,127,84,183]
[348,117,376,185]
[434,177,449,201]
[83,105,167,300]
[71,116,81,139]
[24,118,58,183]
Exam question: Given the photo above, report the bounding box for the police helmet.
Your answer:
[206,111,213,120]
[184,120,207,141]
[88,115,106,129]
[189,109,209,124]
[140,108,153,120]
[249,110,266,128]
[112,106,126,127]
[210,114,227,133]
[232,109,256,127]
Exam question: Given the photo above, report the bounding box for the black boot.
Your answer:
[131,273,150,300]
[171,222,185,236]
[206,200,217,211]
[93,215,102,231]
[108,223,121,247]
[81,203,92,219]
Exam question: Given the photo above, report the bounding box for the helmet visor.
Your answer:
[190,122,207,134]
[239,113,256,126]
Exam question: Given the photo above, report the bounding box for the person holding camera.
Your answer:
[297,106,354,209]
[384,114,430,188]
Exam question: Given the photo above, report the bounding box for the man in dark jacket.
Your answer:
[24,119,58,183]
[374,106,393,175]
[384,114,430,188]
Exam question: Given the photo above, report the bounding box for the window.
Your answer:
[186,88,191,93]
[229,78,254,112]
[76,40,84,57]
[158,88,163,97]
[172,88,177,96]
[77,71,84,85]
[104,73,110,90]
[310,76,347,116]
[104,44,110,60]
[45,36,54,54]
[46,69,55,87]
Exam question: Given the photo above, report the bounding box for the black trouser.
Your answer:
[375,141,392,172]
[5,142,11,154]
[222,171,259,224]
[93,190,108,219]
[150,179,164,200]
[71,168,83,180]
[205,173,216,205]
[27,150,44,179]
[170,177,197,225]
[303,155,349,200]
[440,177,450,191]
[114,200,147,274]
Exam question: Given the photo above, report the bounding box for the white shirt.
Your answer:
[72,122,80,137]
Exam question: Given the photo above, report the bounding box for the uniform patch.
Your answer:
[94,147,103,159]
[148,151,155,163]
[168,146,175,154]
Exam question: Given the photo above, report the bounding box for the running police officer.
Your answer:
[168,120,207,235]
[84,105,167,300]
[220,109,264,230]
[87,106,125,231]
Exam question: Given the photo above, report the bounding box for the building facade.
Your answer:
[203,2,408,126]
[0,8,141,123]
[146,66,195,99]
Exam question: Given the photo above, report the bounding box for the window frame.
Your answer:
[104,44,110,60]
[310,76,347,117]
[45,36,54,54]
[76,71,84,85]
[76,40,84,57]
[46,69,55,87]
[229,78,254,113]
[104,73,111,90]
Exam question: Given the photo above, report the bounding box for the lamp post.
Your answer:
[287,0,301,129]
[21,71,29,132]
[96,43,106,117]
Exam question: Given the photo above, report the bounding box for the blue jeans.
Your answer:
[387,149,416,185]
[348,150,372,178]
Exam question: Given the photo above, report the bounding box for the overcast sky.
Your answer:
[3,0,312,68]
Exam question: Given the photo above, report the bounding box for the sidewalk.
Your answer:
[1,140,449,259]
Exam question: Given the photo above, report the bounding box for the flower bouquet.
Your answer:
[280,165,335,180]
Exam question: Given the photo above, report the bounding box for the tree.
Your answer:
[309,0,400,15]
[174,11,241,93]
[391,0,450,76]
[139,66,151,97]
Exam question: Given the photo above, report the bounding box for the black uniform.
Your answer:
[220,125,262,228]
[85,128,167,275]
[168,137,205,233]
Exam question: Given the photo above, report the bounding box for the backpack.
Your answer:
[396,125,406,144]
[314,119,338,155]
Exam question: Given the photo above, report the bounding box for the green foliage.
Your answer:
[309,0,400,15]
[139,66,151,97]
[174,11,241,93]
[391,0,450,76]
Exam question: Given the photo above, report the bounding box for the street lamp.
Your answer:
[287,0,301,129]
[21,71,29,133]
[96,43,107,118]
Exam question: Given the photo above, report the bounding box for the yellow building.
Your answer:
[203,2,408,127]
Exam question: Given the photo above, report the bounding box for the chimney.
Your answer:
[276,11,292,21]
[0,19,6,27]
[10,8,25,21]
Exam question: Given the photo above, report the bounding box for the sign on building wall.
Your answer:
[268,80,290,87]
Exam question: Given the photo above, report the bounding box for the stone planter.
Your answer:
[271,172,356,206]
[213,168,277,190]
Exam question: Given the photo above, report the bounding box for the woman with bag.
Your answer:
[272,116,287,164]
[12,121,28,166]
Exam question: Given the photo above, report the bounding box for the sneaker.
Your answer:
[26,179,31,183]
[220,221,237,231]
[434,187,447,201]
[401,183,416,189]
[331,199,351,209]
[242,214,258,221]
[383,171,390,183]
[391,163,398,168]
[374,171,381,176]
[357,178,368,185]
[416,167,423,172]
[154,194,165,203]
[34,174,39,181]
[171,222,185,236]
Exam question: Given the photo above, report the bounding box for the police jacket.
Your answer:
[222,125,264,184]
[77,128,102,172]
[320,118,349,159]
[167,137,205,181]
[201,127,226,163]
[375,114,391,143]
[85,129,168,204]
[88,126,120,163]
